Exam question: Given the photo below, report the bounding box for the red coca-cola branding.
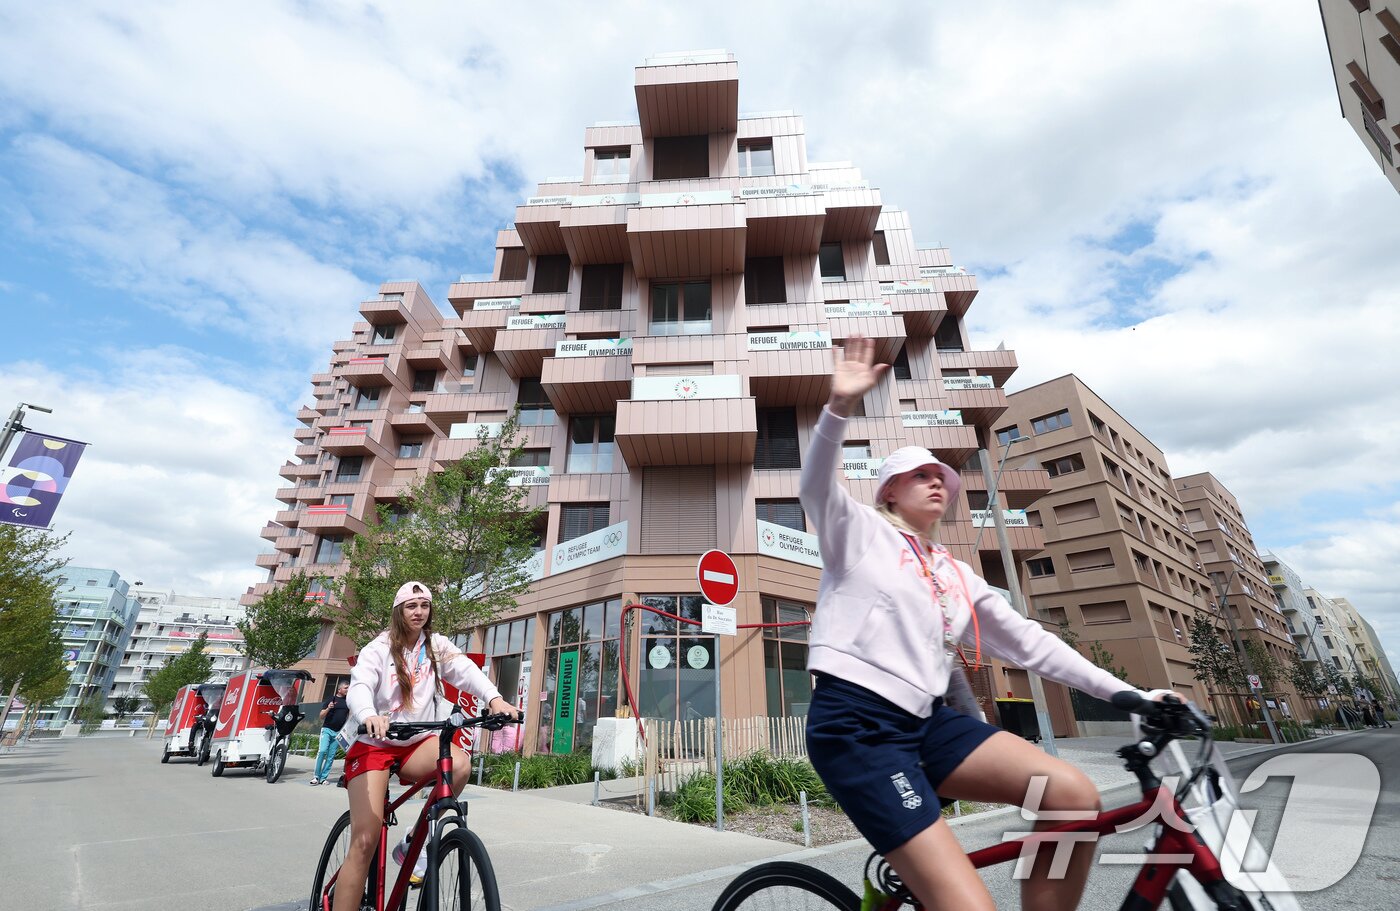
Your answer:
[213,675,248,740]
[255,696,283,707]
[213,671,304,741]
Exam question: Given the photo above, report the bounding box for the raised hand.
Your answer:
[829,335,888,417]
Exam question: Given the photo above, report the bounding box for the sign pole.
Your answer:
[696,549,739,833]
[714,632,723,832]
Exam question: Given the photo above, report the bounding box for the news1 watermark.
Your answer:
[998,753,1380,892]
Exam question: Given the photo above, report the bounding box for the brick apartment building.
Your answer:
[244,51,1068,753]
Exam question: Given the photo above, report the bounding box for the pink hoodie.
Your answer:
[347,631,501,747]
[800,406,1144,718]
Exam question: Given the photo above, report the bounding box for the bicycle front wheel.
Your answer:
[419,828,499,911]
[309,810,351,911]
[711,861,861,911]
[266,739,288,783]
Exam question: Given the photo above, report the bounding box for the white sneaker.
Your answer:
[392,835,428,883]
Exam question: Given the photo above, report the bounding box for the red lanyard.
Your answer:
[900,534,982,668]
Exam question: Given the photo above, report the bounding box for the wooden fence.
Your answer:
[642,715,808,794]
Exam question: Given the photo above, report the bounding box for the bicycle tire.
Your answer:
[419,828,500,911]
[309,810,352,911]
[711,861,861,911]
[267,740,289,783]
[192,729,207,765]
[211,749,226,777]
[161,746,171,764]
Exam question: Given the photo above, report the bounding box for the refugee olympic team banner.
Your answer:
[1,432,89,529]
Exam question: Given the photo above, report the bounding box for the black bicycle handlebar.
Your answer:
[355,711,524,740]
[1111,691,1211,736]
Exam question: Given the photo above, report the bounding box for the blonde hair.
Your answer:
[875,501,941,542]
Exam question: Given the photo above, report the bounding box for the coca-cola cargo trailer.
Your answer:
[160,684,209,763]
[209,668,313,783]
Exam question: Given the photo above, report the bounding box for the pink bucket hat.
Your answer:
[393,581,433,608]
[874,446,962,507]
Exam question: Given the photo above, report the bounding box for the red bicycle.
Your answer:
[711,693,1299,911]
[308,710,521,911]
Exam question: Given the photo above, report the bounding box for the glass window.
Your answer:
[398,439,424,459]
[652,135,708,180]
[532,254,571,294]
[996,426,1023,447]
[892,347,912,380]
[412,369,436,393]
[650,282,712,335]
[818,243,845,280]
[738,139,775,177]
[744,256,786,304]
[592,148,630,183]
[353,387,381,410]
[755,408,800,469]
[762,597,812,716]
[934,314,964,352]
[516,378,556,426]
[872,231,891,266]
[1045,453,1086,478]
[566,416,616,473]
[756,499,805,531]
[559,503,609,543]
[314,535,344,564]
[510,449,551,468]
[637,594,715,725]
[1031,409,1073,434]
[499,247,528,282]
[334,456,363,482]
[536,597,621,754]
[580,264,624,311]
[371,324,397,344]
[1028,557,1055,577]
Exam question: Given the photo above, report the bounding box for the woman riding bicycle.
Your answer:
[336,581,519,911]
[802,337,1175,911]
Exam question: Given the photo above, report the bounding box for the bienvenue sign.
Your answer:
[756,520,823,568]
[901,410,964,428]
[552,521,627,574]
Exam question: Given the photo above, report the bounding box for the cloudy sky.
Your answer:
[3,2,1398,666]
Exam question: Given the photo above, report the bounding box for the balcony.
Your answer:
[295,484,329,503]
[388,411,435,435]
[901,420,980,468]
[634,52,738,138]
[446,279,527,314]
[566,308,633,339]
[278,461,319,481]
[294,443,319,459]
[255,552,281,570]
[742,191,825,257]
[561,201,632,264]
[259,523,284,542]
[747,333,833,406]
[541,350,633,413]
[299,504,368,537]
[421,390,513,436]
[341,355,401,389]
[274,508,302,526]
[918,271,979,318]
[458,303,521,352]
[626,196,746,278]
[823,307,906,366]
[960,467,1052,510]
[274,486,300,504]
[321,426,385,459]
[880,283,948,337]
[293,425,316,442]
[297,406,318,425]
[495,323,569,379]
[514,198,570,256]
[615,375,756,466]
[402,340,454,370]
[820,186,882,243]
[273,532,306,554]
[359,296,410,325]
[941,382,1009,428]
[934,348,1018,386]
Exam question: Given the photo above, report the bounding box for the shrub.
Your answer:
[665,770,747,823]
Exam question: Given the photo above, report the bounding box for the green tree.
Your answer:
[1056,622,1135,687]
[75,691,107,726]
[1187,612,1244,691]
[112,694,142,720]
[1242,639,1283,689]
[1287,656,1324,697]
[142,633,214,736]
[333,415,544,645]
[0,525,69,731]
[237,571,322,669]
[15,664,68,732]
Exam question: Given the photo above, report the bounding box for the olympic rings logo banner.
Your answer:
[1,432,88,529]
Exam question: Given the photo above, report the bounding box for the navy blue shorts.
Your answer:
[806,673,1000,854]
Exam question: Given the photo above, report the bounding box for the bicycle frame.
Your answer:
[321,735,464,911]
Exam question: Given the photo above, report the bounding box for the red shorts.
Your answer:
[343,738,429,785]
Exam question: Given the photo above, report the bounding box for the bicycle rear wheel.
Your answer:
[266,739,289,783]
[309,811,351,911]
[419,828,499,911]
[711,861,861,911]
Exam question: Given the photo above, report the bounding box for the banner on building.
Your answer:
[757,520,823,568]
[1,432,89,529]
[747,331,832,352]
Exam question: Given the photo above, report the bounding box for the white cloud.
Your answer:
[2,1,1398,665]
[0,354,289,597]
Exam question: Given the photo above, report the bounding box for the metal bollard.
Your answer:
[593,771,600,807]
[512,761,521,792]
[477,757,483,787]
[953,799,962,817]
[647,778,655,817]
[799,790,811,848]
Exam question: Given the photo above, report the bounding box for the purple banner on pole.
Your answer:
[0,432,88,529]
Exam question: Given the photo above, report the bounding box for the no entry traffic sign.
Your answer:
[697,549,739,606]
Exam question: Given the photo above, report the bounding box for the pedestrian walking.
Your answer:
[1372,698,1392,728]
[310,681,351,785]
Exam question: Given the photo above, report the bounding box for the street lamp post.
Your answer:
[975,435,1060,757]
[1213,569,1280,744]
[0,402,55,462]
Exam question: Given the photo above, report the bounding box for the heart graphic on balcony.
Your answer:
[674,379,699,399]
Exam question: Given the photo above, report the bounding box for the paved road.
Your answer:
[1,728,1392,909]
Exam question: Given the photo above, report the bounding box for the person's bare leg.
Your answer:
[884,820,997,911]
[939,732,1103,911]
[333,769,389,911]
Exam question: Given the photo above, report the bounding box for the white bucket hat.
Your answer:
[874,446,962,507]
[393,581,433,608]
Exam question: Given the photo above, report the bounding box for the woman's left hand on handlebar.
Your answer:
[486,697,520,720]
